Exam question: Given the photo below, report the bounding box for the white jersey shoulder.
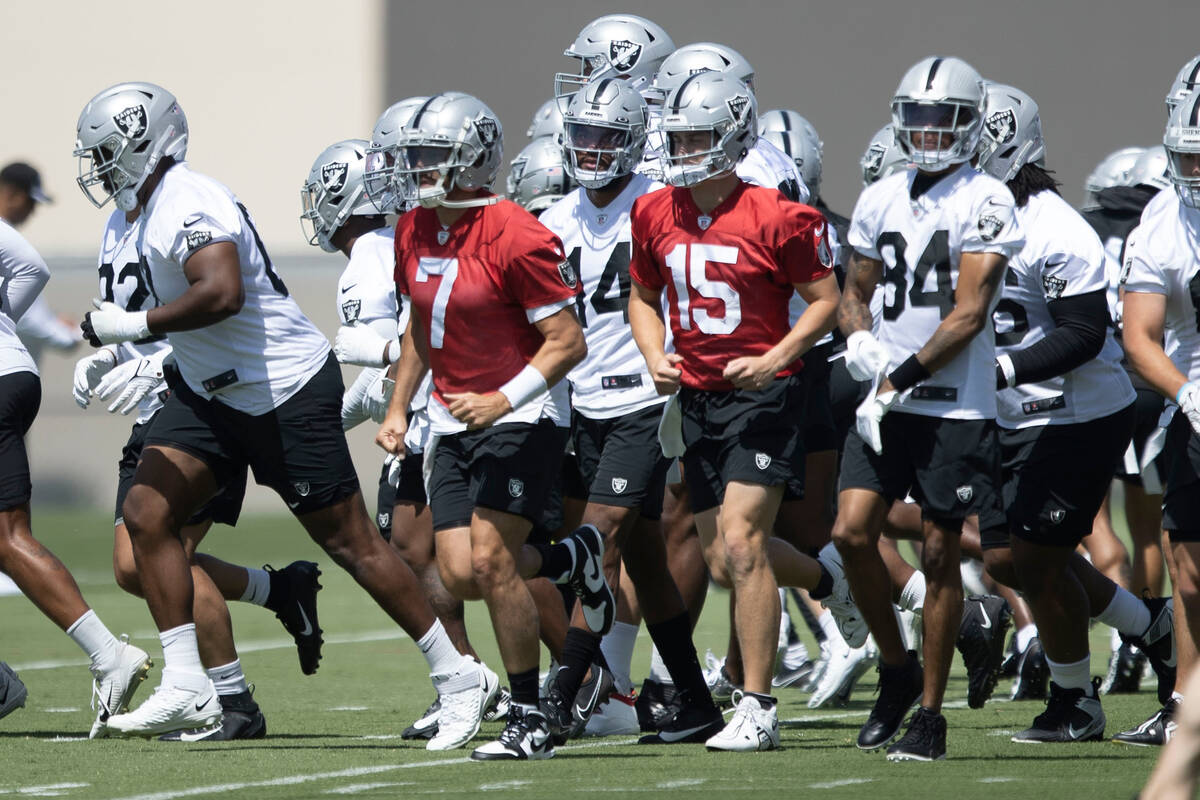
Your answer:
[338,228,400,333]
[1123,195,1200,382]
[848,163,1025,419]
[140,163,330,415]
[737,137,810,204]
[1139,185,1175,224]
[541,173,666,418]
[0,220,49,378]
[995,190,1132,427]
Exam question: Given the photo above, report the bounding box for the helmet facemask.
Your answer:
[1166,94,1200,208]
[363,144,404,214]
[892,99,981,173]
[662,127,729,187]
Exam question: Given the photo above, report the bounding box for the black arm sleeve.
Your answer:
[1008,289,1109,386]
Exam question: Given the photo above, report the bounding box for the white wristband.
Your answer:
[384,339,401,365]
[498,364,547,411]
[996,353,1017,388]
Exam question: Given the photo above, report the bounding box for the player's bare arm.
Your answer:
[144,241,245,333]
[724,271,840,391]
[837,249,882,336]
[444,305,586,430]
[628,279,682,395]
[1123,291,1188,400]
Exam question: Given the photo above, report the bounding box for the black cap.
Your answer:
[0,162,51,204]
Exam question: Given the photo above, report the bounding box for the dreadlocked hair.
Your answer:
[1006,163,1061,207]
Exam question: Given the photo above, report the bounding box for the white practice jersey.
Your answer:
[335,227,430,413]
[0,220,49,378]
[1123,191,1200,383]
[993,191,1133,428]
[139,163,330,415]
[848,163,1024,419]
[540,173,667,418]
[97,210,172,424]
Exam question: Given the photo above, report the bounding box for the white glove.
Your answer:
[94,350,167,414]
[81,299,150,346]
[855,377,900,456]
[334,324,397,367]
[844,330,890,382]
[341,368,376,431]
[384,452,404,488]
[1178,381,1200,437]
[365,374,396,424]
[72,346,118,408]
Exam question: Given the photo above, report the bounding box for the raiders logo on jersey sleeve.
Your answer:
[977,198,1014,243]
[558,259,578,288]
[186,230,213,251]
[1042,272,1067,299]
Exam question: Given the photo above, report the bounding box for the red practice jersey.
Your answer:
[394,199,580,407]
[629,182,832,390]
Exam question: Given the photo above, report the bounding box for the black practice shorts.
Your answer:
[840,411,1002,529]
[1116,387,1168,488]
[828,353,870,453]
[993,405,1135,549]
[143,354,359,516]
[801,343,838,455]
[572,404,671,521]
[0,371,39,511]
[560,450,588,501]
[374,449,427,542]
[1162,411,1200,541]
[428,419,567,533]
[680,374,806,514]
[116,415,247,527]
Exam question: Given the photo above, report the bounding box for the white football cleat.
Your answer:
[89,635,152,739]
[583,692,640,737]
[104,678,221,738]
[808,635,874,709]
[428,659,493,751]
[705,693,780,752]
[817,543,868,647]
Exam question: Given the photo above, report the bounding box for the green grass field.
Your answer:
[0,511,1163,799]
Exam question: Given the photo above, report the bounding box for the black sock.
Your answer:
[646,612,711,705]
[264,569,286,612]
[746,691,776,710]
[554,627,601,701]
[809,562,834,600]
[557,583,577,618]
[532,541,573,583]
[509,667,540,707]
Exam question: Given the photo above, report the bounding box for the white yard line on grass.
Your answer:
[323,783,414,795]
[809,778,875,790]
[0,783,90,796]
[782,697,973,725]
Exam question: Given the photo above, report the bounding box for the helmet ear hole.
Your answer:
[132,141,151,154]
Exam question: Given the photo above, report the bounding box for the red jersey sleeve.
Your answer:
[503,216,580,310]
[777,205,834,285]
[628,200,665,289]
[392,215,412,296]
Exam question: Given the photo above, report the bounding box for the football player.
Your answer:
[0,208,150,737]
[833,56,1024,761]
[974,83,1172,743]
[74,82,492,746]
[627,72,844,751]
[376,91,613,761]
[1119,87,1200,747]
[506,136,576,216]
[553,14,675,110]
[526,99,566,141]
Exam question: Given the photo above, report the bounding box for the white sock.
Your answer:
[899,572,926,613]
[160,624,208,690]
[1110,626,1123,653]
[1015,623,1038,653]
[417,619,466,676]
[240,568,272,607]
[818,610,840,642]
[65,610,119,670]
[648,644,673,684]
[601,622,638,694]
[207,659,248,696]
[1046,655,1092,693]
[1173,691,1184,703]
[1094,588,1151,637]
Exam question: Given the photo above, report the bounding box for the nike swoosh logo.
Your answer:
[183,216,202,227]
[341,284,357,294]
[813,223,825,237]
[574,677,603,720]
[1046,260,1068,270]
[194,693,213,711]
[979,605,992,630]
[583,552,602,588]
[296,603,314,637]
[654,722,715,743]
[177,727,217,742]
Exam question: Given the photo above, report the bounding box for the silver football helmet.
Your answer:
[394,92,504,209]
[527,99,565,140]
[860,124,907,186]
[658,71,756,187]
[554,14,674,108]
[1166,55,1200,114]
[891,56,985,172]
[301,139,378,253]
[759,109,822,196]
[74,82,188,211]
[1082,146,1144,206]
[1128,144,1171,192]
[364,95,429,213]
[506,136,575,213]
[975,83,1045,183]
[1165,90,1200,208]
[649,43,755,105]
[562,79,648,189]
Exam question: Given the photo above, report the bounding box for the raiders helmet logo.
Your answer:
[321,161,349,193]
[341,299,361,323]
[985,109,1017,145]
[508,478,525,498]
[726,95,751,124]
[608,39,644,72]
[697,215,712,230]
[955,485,973,503]
[863,143,886,174]
[474,117,499,147]
[113,105,148,139]
[558,259,578,289]
[755,453,772,470]
[611,477,628,494]
[185,230,212,251]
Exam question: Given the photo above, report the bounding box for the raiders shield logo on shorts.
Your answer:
[955,485,973,503]
[755,453,772,470]
[1049,509,1066,524]
[508,479,524,498]
[294,481,311,497]
[377,512,391,529]
[611,477,628,494]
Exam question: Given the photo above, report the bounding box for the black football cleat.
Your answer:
[159,689,266,742]
[957,595,1012,709]
[264,561,324,676]
[886,706,947,761]
[1012,679,1105,743]
[857,651,923,750]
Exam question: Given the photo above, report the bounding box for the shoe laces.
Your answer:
[498,710,535,747]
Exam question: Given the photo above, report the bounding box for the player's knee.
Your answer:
[983,548,1020,591]
[831,520,872,559]
[121,486,174,541]
[722,530,765,580]
[920,535,957,579]
[469,542,510,593]
[436,556,479,601]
